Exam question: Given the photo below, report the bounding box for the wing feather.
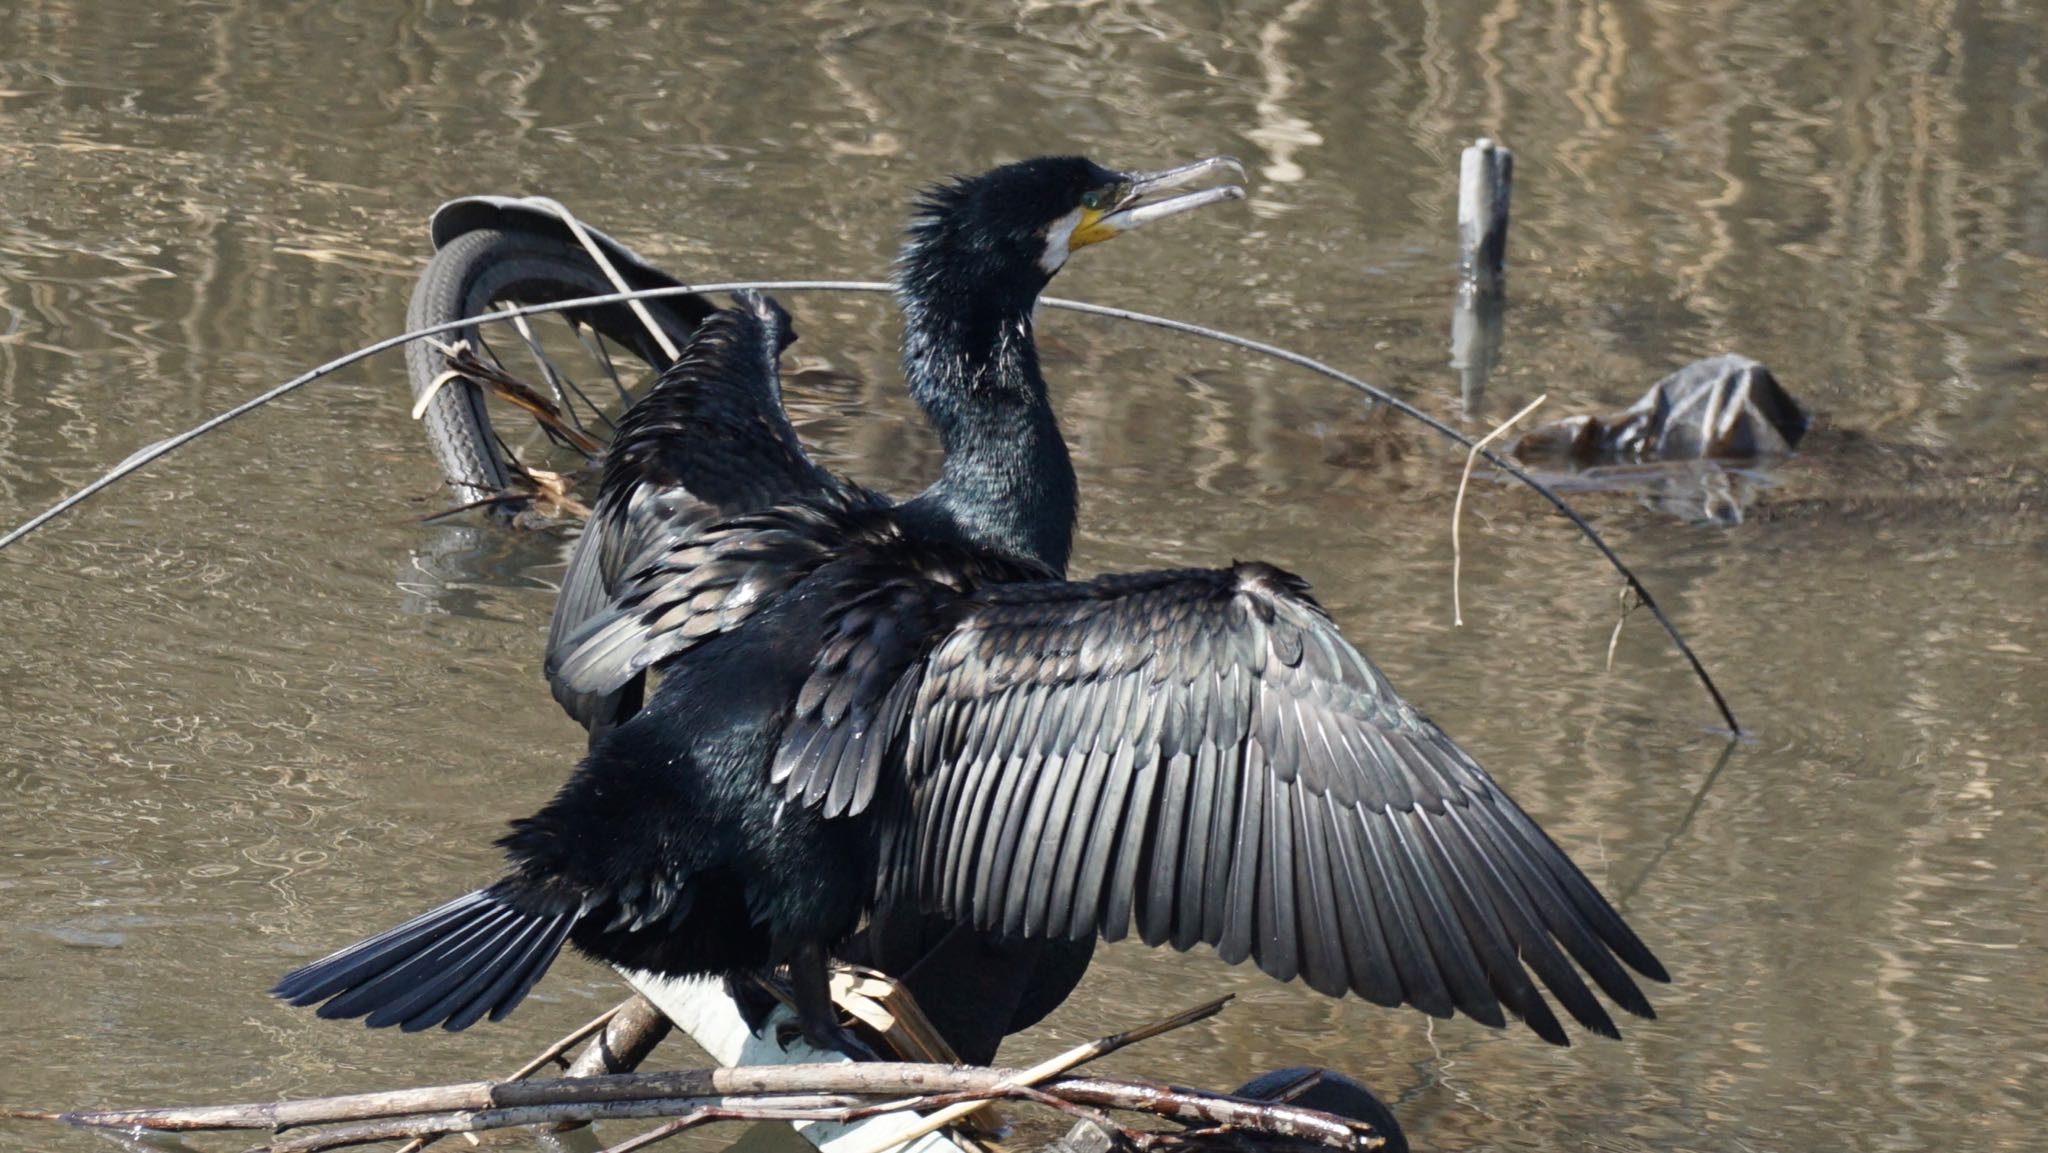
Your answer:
[1217,739,1266,967]
[1099,737,1159,942]
[1433,806,1613,1039]
[1319,793,1402,1007]
[1342,808,1455,1017]
[1023,741,1097,937]
[1001,750,1068,937]
[945,747,1010,912]
[1406,807,1565,1042]
[1292,784,1349,997]
[1258,762,1299,982]
[545,293,852,730]
[1065,740,1136,939]
[1453,801,1653,1017]
[1137,751,1192,948]
[1384,807,1506,1027]
[1195,737,1241,950]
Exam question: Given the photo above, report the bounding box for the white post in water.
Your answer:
[1457,138,1512,288]
[1451,137,1512,415]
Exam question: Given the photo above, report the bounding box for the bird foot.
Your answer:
[776,1017,882,1062]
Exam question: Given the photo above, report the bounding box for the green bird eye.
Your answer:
[1080,189,1105,211]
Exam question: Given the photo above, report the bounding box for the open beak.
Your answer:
[1071,156,1247,250]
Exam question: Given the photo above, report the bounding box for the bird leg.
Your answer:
[727,972,783,1036]
[785,943,881,1061]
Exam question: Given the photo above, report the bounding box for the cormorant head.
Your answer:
[899,154,1246,315]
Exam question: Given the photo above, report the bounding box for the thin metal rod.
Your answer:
[508,312,586,434]
[1046,297,1742,735]
[577,321,636,407]
[510,312,616,436]
[0,279,1738,733]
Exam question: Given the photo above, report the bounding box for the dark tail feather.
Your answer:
[273,889,576,1032]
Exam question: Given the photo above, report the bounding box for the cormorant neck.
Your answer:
[897,264,1076,576]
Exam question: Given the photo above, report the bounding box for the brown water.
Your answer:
[2,2,2044,1151]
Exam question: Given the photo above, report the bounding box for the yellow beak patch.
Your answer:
[1068,206,1119,251]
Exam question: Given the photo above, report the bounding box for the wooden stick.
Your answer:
[563,996,673,1077]
[599,1113,714,1153]
[545,995,675,1134]
[515,1000,631,1081]
[1061,1076,1383,1149]
[262,1095,868,1153]
[49,1066,979,1133]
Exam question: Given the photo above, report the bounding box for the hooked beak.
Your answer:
[1070,156,1247,250]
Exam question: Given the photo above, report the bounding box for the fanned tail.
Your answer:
[272,888,575,1032]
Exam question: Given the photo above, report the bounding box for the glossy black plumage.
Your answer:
[546,292,841,732]
[273,888,574,1033]
[278,155,1663,1049]
[276,159,1117,1044]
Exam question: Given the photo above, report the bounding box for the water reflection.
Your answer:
[1,1,2044,1151]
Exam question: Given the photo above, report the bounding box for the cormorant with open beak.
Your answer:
[277,155,1665,1059]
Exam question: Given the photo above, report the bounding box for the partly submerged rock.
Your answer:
[1515,354,1808,466]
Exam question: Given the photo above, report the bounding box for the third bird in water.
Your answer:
[277,155,1668,1054]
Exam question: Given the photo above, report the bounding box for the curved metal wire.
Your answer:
[0,279,1739,733]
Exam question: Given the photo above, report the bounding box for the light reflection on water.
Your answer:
[1,2,2043,1151]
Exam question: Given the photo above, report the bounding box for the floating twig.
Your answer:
[1606,584,1643,672]
[1451,393,1546,626]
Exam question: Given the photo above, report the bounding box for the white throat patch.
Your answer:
[1038,207,1084,274]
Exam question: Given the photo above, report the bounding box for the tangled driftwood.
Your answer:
[3,996,1392,1153]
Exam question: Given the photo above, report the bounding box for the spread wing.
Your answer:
[844,562,1667,1044]
[548,496,896,720]
[545,290,851,728]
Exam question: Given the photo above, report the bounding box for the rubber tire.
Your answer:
[404,228,709,510]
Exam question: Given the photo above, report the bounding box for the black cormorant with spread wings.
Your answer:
[275,155,1666,1056]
